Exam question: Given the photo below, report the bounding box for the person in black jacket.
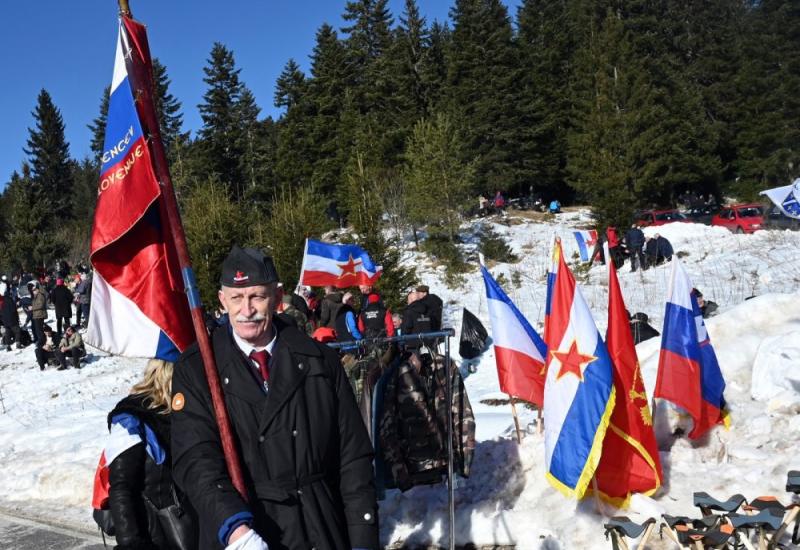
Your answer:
[51,278,73,336]
[629,312,660,345]
[107,359,195,550]
[1,281,22,351]
[624,224,646,272]
[414,285,443,331]
[171,246,377,550]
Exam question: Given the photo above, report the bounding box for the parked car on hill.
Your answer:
[635,209,688,227]
[711,203,764,233]
[762,205,800,230]
[684,205,721,225]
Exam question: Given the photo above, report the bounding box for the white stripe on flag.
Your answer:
[86,271,163,358]
[486,297,544,362]
[111,26,127,92]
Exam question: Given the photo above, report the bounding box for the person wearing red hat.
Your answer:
[51,278,73,336]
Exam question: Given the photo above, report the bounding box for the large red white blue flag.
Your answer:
[299,239,382,288]
[654,259,729,439]
[544,240,615,499]
[481,264,547,406]
[87,18,194,361]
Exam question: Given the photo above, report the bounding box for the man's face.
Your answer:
[219,284,277,345]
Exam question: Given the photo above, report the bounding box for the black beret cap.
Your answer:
[220,245,279,287]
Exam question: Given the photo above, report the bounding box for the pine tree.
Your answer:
[25,89,74,224]
[197,43,248,197]
[274,59,306,110]
[152,58,187,164]
[394,0,430,121]
[421,21,450,113]
[87,86,110,164]
[446,0,522,194]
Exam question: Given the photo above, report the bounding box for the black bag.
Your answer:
[18,328,31,347]
[92,507,115,536]
[458,308,488,359]
[143,486,197,550]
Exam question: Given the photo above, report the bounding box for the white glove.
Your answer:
[225,529,269,550]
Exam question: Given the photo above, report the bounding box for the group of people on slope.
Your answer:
[103,246,451,550]
[591,225,674,272]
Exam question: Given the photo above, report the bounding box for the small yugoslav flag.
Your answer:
[481,264,547,406]
[760,178,800,219]
[299,239,382,288]
[573,230,598,262]
[654,259,729,439]
[543,239,615,499]
[87,17,194,361]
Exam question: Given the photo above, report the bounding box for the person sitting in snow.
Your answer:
[692,288,719,318]
[644,233,673,267]
[57,325,86,369]
[629,312,660,345]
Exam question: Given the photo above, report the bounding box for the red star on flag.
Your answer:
[550,340,597,382]
[337,255,362,278]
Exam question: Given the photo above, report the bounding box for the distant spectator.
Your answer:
[58,325,86,369]
[645,233,673,267]
[606,226,623,269]
[34,325,59,371]
[692,288,719,318]
[74,272,92,328]
[629,312,660,345]
[1,281,22,351]
[548,199,561,214]
[51,278,73,336]
[31,282,48,345]
[624,224,646,272]
[493,190,506,209]
[358,293,395,339]
[334,292,362,350]
[280,293,313,335]
[319,285,343,329]
[478,195,489,216]
[415,284,443,331]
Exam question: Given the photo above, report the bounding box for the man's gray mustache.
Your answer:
[235,314,267,323]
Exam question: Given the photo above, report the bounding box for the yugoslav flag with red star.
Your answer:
[299,239,382,288]
[543,239,616,499]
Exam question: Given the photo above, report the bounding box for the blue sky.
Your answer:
[0,1,521,187]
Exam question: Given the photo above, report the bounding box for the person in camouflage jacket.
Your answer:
[378,352,475,491]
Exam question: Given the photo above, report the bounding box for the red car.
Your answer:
[711,203,764,234]
[635,209,688,227]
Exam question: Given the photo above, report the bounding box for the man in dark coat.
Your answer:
[644,233,674,267]
[414,285,443,331]
[319,286,343,329]
[1,282,22,351]
[172,246,378,550]
[624,224,646,272]
[629,312,660,345]
[51,278,73,336]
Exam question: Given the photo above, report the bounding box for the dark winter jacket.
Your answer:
[624,228,645,249]
[52,285,73,318]
[171,317,378,550]
[417,294,443,331]
[319,292,343,329]
[401,299,432,340]
[1,290,19,327]
[629,313,660,345]
[107,394,184,550]
[379,353,475,491]
[360,302,390,339]
[76,276,92,305]
[645,236,674,264]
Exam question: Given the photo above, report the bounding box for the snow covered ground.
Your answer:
[0,211,798,548]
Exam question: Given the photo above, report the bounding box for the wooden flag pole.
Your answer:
[509,398,522,443]
[116,0,248,502]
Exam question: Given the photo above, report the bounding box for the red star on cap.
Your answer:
[550,340,596,382]
[337,255,362,278]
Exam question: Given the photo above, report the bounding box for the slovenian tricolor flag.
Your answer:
[573,230,598,262]
[87,18,194,361]
[544,239,615,499]
[300,239,382,288]
[481,264,547,406]
[654,259,729,439]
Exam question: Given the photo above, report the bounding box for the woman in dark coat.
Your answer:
[51,278,73,336]
[106,359,194,550]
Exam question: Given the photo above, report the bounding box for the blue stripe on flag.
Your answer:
[101,76,145,175]
[156,331,180,362]
[306,239,378,271]
[111,413,166,465]
[573,232,589,262]
[699,341,726,408]
[481,266,547,357]
[661,302,701,363]
[548,339,614,489]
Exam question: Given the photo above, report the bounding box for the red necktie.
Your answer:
[250,349,271,384]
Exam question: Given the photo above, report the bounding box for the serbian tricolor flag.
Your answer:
[481,264,547,406]
[654,259,729,439]
[299,239,382,288]
[87,18,193,361]
[573,230,598,262]
[591,247,662,506]
[543,239,615,499]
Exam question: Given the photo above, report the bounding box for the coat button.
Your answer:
[292,429,298,437]
[298,362,304,370]
[259,435,265,443]
[297,489,303,496]
[224,377,229,385]
[363,512,372,521]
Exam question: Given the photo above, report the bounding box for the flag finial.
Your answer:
[118,0,132,17]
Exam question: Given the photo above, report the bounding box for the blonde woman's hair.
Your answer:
[130,359,175,413]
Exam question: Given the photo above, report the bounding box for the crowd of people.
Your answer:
[589,224,675,272]
[0,262,90,370]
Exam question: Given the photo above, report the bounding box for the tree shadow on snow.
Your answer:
[379,438,523,549]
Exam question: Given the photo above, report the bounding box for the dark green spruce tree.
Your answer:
[87,86,110,164]
[274,59,315,189]
[152,58,187,165]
